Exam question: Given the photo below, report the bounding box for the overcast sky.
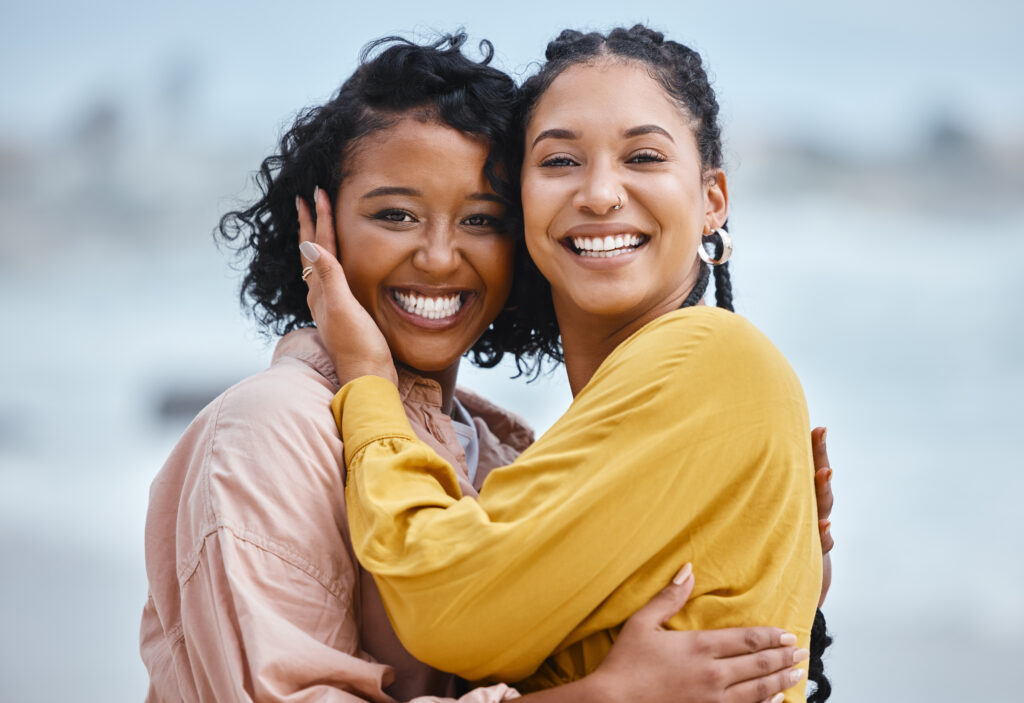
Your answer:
[2,0,1022,153]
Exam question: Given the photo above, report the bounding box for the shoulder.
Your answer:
[151,331,350,560]
[618,307,774,359]
[581,307,803,415]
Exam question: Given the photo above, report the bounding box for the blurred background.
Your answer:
[1,0,1021,700]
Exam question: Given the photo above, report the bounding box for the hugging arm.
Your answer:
[334,310,821,700]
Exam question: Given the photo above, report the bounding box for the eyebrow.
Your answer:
[361,186,504,204]
[531,124,675,149]
[623,124,674,142]
[362,186,419,200]
[531,128,579,149]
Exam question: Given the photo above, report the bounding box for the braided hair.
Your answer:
[217,32,541,369]
[509,26,831,701]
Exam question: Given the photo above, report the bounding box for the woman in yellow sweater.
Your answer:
[302,25,828,703]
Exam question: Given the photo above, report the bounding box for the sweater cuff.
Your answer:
[332,375,417,466]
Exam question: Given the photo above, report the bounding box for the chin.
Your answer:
[392,346,465,375]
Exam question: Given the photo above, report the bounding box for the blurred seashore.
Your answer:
[2,87,1023,703]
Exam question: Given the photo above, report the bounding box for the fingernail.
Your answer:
[299,241,320,262]
[313,185,321,203]
[824,467,833,482]
[779,632,797,646]
[295,195,302,213]
[820,427,827,445]
[821,520,831,536]
[790,667,807,684]
[672,562,692,585]
[770,694,784,703]
[793,648,810,663]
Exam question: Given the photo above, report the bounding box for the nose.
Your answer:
[573,159,623,215]
[411,222,462,279]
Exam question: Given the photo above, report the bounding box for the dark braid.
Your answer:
[682,261,711,308]
[702,226,734,312]
[713,262,734,311]
[807,609,833,702]
[511,26,831,700]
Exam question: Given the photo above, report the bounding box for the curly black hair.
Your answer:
[508,25,832,699]
[505,25,736,376]
[217,32,540,369]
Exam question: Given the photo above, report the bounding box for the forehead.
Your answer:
[528,59,693,138]
[343,118,493,188]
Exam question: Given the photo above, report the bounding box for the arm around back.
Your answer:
[339,308,821,694]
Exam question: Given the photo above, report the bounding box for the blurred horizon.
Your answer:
[2,1,1022,701]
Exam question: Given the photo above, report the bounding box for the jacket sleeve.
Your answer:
[145,364,524,703]
[336,310,820,694]
[177,531,523,703]
[177,527,397,702]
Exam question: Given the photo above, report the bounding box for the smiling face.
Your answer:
[333,118,515,375]
[521,59,728,333]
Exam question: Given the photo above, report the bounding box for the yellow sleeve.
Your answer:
[336,308,820,697]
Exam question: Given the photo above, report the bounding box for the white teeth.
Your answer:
[570,234,644,257]
[393,291,463,319]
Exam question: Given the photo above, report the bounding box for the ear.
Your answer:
[703,169,728,230]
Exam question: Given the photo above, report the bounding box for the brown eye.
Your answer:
[628,150,665,164]
[374,209,416,223]
[540,155,579,168]
[463,214,504,231]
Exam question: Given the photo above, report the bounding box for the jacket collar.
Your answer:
[272,328,534,451]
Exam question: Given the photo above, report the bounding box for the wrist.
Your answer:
[332,362,398,388]
[573,668,617,703]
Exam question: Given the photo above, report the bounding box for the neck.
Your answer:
[557,262,704,397]
[399,360,460,416]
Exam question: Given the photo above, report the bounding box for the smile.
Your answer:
[392,289,466,320]
[566,233,649,258]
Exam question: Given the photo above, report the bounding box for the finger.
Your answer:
[299,240,348,289]
[626,564,695,629]
[297,195,315,250]
[696,627,796,658]
[297,195,318,289]
[819,519,834,554]
[311,186,340,261]
[312,185,340,261]
[725,665,806,703]
[718,645,807,686]
[814,466,834,520]
[811,426,830,472]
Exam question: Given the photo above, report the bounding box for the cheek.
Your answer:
[520,174,557,237]
[336,232,395,310]
[473,238,516,302]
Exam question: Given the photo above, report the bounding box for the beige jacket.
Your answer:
[141,328,533,702]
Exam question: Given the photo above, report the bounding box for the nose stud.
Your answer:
[612,194,623,211]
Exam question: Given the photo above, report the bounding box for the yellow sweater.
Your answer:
[334,307,820,700]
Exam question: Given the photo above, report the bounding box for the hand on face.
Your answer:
[298,188,398,387]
